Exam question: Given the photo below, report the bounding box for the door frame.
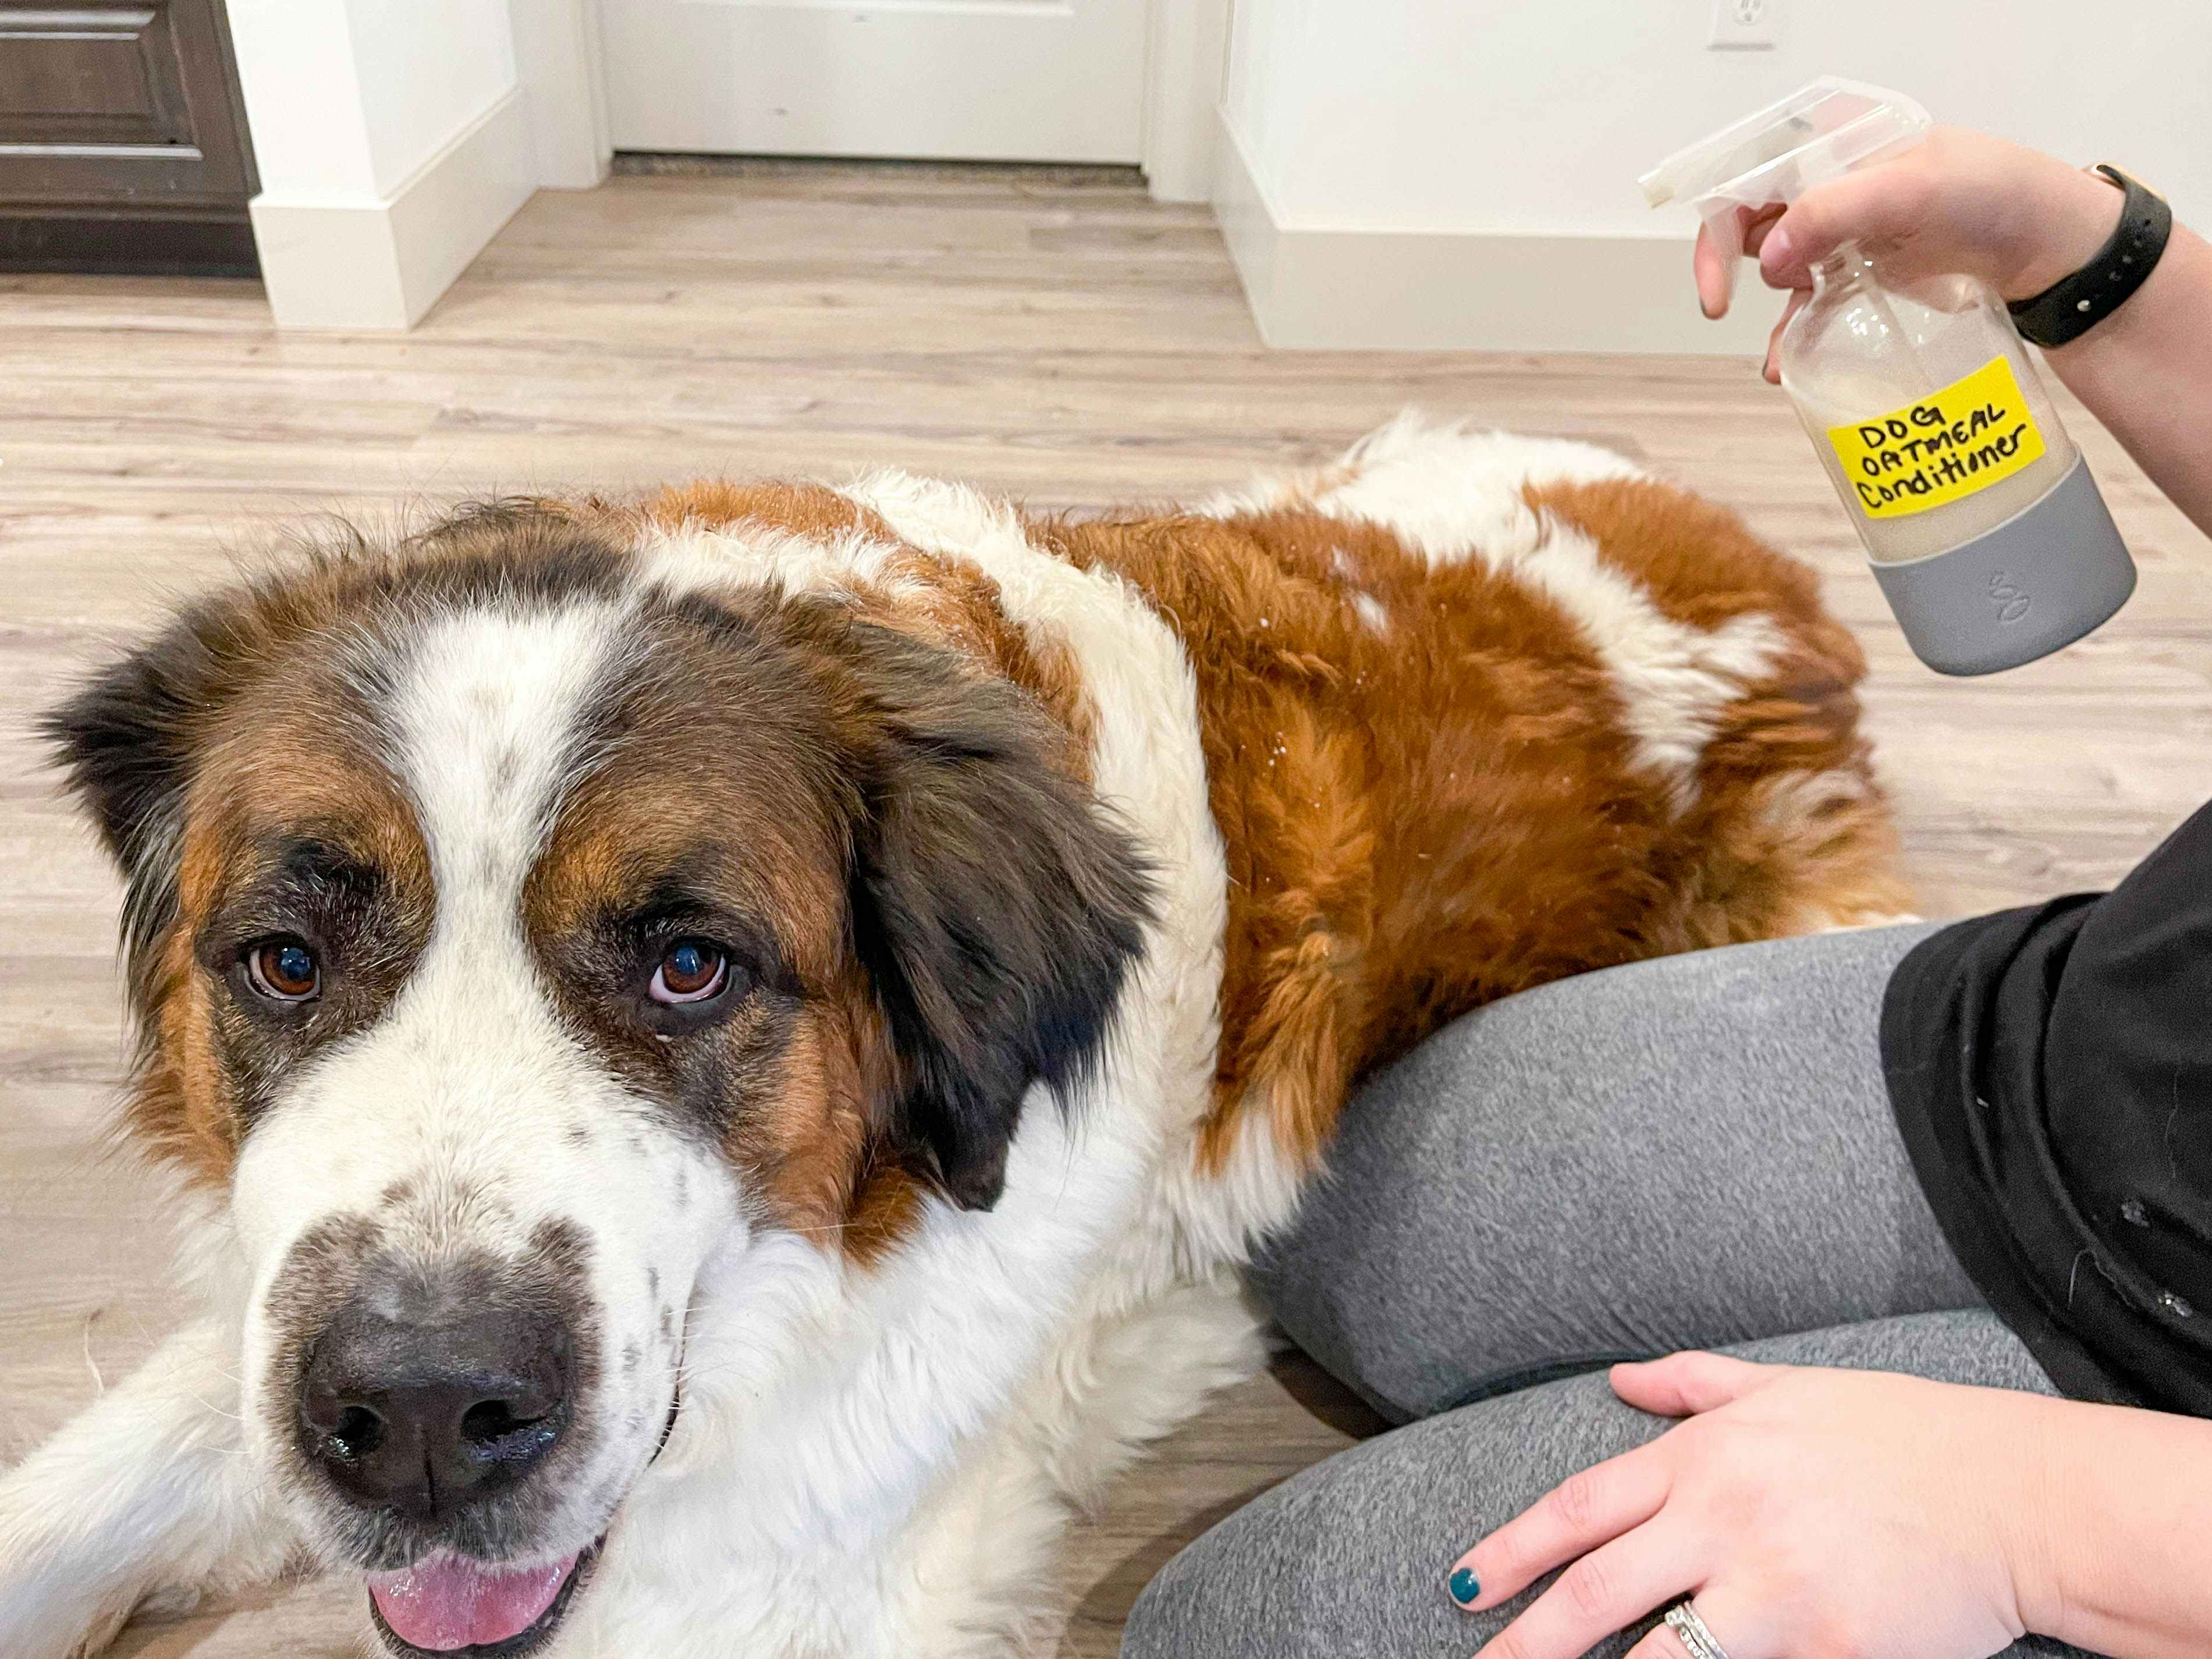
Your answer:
[1141,0,1231,202]
[520,0,1230,201]
[512,0,616,190]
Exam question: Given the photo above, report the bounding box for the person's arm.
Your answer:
[2033,217,2212,539]
[1701,127,2212,536]
[1446,1353,2212,1659]
[2023,1386,2212,1658]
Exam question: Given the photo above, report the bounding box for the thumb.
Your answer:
[1610,1351,1777,1418]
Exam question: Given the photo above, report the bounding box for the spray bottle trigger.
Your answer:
[1642,78,1931,320]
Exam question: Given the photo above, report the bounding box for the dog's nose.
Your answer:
[299,1292,570,1519]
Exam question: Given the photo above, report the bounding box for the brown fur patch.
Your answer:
[733,994,922,1267]
[871,548,1100,781]
[513,584,970,1264]
[1528,477,1911,939]
[143,651,436,1185]
[132,928,232,1184]
[542,488,1111,1261]
[1041,478,1906,1173]
[634,481,1098,780]
[516,591,868,1195]
[638,479,897,546]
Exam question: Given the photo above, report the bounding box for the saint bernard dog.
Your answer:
[0,417,1907,1658]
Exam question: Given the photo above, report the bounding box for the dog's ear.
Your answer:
[842,627,1155,1212]
[41,602,239,990]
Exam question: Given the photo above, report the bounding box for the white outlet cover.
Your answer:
[1710,0,1781,49]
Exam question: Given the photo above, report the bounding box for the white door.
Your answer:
[598,0,1151,164]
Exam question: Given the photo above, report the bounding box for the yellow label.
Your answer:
[1825,356,2047,520]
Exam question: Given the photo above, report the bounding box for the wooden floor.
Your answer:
[2,160,2206,1658]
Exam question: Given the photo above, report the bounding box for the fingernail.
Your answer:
[1762,224,1795,273]
[1448,1566,1481,1607]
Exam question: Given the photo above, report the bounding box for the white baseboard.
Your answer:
[248,87,537,331]
[1213,111,1778,356]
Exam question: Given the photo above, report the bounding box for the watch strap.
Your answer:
[2007,165,2171,349]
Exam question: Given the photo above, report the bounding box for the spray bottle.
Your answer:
[1642,79,2135,676]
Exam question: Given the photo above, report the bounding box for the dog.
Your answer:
[0,416,1907,1658]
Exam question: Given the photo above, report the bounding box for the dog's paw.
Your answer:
[2,1539,243,1658]
[0,1577,133,1659]
[61,1594,142,1659]
[0,1525,136,1659]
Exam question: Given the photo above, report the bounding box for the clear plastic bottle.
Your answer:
[1781,247,2078,565]
[1645,80,2135,674]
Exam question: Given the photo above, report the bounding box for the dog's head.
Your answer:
[46,506,1151,1655]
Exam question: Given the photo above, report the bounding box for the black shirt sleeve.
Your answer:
[1883,798,2212,1416]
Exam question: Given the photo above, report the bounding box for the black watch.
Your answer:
[2007,165,2172,349]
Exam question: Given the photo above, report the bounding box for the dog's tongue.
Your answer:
[368,1553,576,1652]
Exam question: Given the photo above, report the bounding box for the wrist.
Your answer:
[1996,1392,2077,1641]
[1998,1394,2212,1657]
[2000,163,2127,302]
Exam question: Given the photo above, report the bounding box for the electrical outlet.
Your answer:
[1710,0,1780,49]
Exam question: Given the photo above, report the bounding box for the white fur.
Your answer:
[0,1314,293,1658]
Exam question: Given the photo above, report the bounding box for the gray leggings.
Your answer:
[1123,924,2095,1659]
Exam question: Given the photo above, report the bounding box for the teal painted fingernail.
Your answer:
[1448,1567,1480,1607]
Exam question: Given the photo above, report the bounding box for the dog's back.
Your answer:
[1040,415,1908,1185]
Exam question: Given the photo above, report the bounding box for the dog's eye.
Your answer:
[246,937,321,1001]
[649,940,727,1004]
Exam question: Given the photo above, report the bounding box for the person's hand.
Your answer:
[1698,126,2127,383]
[1445,1353,2061,1659]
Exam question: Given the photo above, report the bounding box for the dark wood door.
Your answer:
[0,1,260,272]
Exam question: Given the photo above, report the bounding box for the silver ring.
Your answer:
[1664,1600,1732,1659]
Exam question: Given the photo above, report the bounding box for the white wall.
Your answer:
[1217,0,2211,349]
[347,0,520,197]
[226,0,382,200]
[230,0,552,329]
[232,0,521,208]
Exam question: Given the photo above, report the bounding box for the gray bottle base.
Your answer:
[1868,455,2135,676]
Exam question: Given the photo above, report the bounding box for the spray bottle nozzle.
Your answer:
[1640,78,1931,310]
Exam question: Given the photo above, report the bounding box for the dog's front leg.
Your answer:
[0,1315,297,1659]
